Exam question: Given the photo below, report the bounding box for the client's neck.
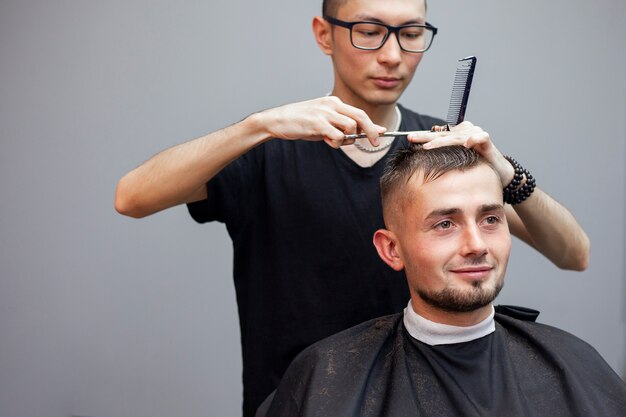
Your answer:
[403,301,496,346]
[410,299,494,327]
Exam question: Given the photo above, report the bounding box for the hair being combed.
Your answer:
[380,144,482,222]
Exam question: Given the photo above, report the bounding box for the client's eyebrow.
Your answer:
[478,203,505,214]
[424,208,461,222]
[424,204,504,222]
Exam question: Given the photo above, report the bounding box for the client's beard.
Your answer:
[416,279,504,313]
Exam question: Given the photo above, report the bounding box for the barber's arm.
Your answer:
[408,121,590,271]
[115,96,384,218]
[503,190,589,270]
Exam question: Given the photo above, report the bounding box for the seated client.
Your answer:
[258,144,626,417]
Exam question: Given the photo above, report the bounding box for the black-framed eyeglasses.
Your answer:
[324,15,438,53]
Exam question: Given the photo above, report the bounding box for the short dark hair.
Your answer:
[380,144,487,225]
[322,0,348,17]
[323,0,427,17]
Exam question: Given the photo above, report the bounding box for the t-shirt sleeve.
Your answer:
[186,145,265,224]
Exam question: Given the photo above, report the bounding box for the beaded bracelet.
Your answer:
[503,156,536,205]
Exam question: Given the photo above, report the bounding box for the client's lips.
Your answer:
[450,266,494,280]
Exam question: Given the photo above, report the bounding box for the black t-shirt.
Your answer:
[188,104,443,416]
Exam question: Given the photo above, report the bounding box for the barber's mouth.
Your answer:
[372,77,401,88]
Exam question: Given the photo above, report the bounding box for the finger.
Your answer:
[410,123,487,149]
[431,124,451,132]
[314,112,355,141]
[421,135,468,149]
[407,130,448,143]
[332,101,382,145]
[422,131,490,151]
[316,120,351,148]
[323,136,344,149]
[321,110,362,135]
[466,131,491,149]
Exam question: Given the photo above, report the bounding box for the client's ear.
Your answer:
[373,229,405,271]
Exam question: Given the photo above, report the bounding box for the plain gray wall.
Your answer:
[1,1,625,416]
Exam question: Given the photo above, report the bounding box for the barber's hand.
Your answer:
[255,96,387,149]
[407,121,514,187]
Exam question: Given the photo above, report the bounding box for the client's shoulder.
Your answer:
[495,309,605,358]
[296,313,403,367]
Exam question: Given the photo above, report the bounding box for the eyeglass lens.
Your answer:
[350,23,433,52]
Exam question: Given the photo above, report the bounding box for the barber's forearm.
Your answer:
[114,115,271,218]
[507,188,590,271]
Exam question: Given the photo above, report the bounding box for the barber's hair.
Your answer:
[323,0,427,16]
[322,0,346,16]
[380,144,484,221]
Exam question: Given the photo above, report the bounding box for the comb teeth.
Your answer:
[445,56,477,127]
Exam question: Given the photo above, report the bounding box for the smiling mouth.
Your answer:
[450,267,493,280]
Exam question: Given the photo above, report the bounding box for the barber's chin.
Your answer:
[366,92,402,107]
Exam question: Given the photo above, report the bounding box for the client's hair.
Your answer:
[380,144,484,223]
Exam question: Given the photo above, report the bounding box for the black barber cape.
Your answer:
[260,309,626,417]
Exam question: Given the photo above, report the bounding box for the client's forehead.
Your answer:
[405,164,502,216]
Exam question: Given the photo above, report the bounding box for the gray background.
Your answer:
[1,0,625,416]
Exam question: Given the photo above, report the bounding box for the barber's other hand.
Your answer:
[407,121,515,187]
[254,96,387,149]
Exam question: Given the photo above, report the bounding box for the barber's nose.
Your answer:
[377,32,402,65]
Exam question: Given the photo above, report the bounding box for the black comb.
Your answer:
[445,56,477,127]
